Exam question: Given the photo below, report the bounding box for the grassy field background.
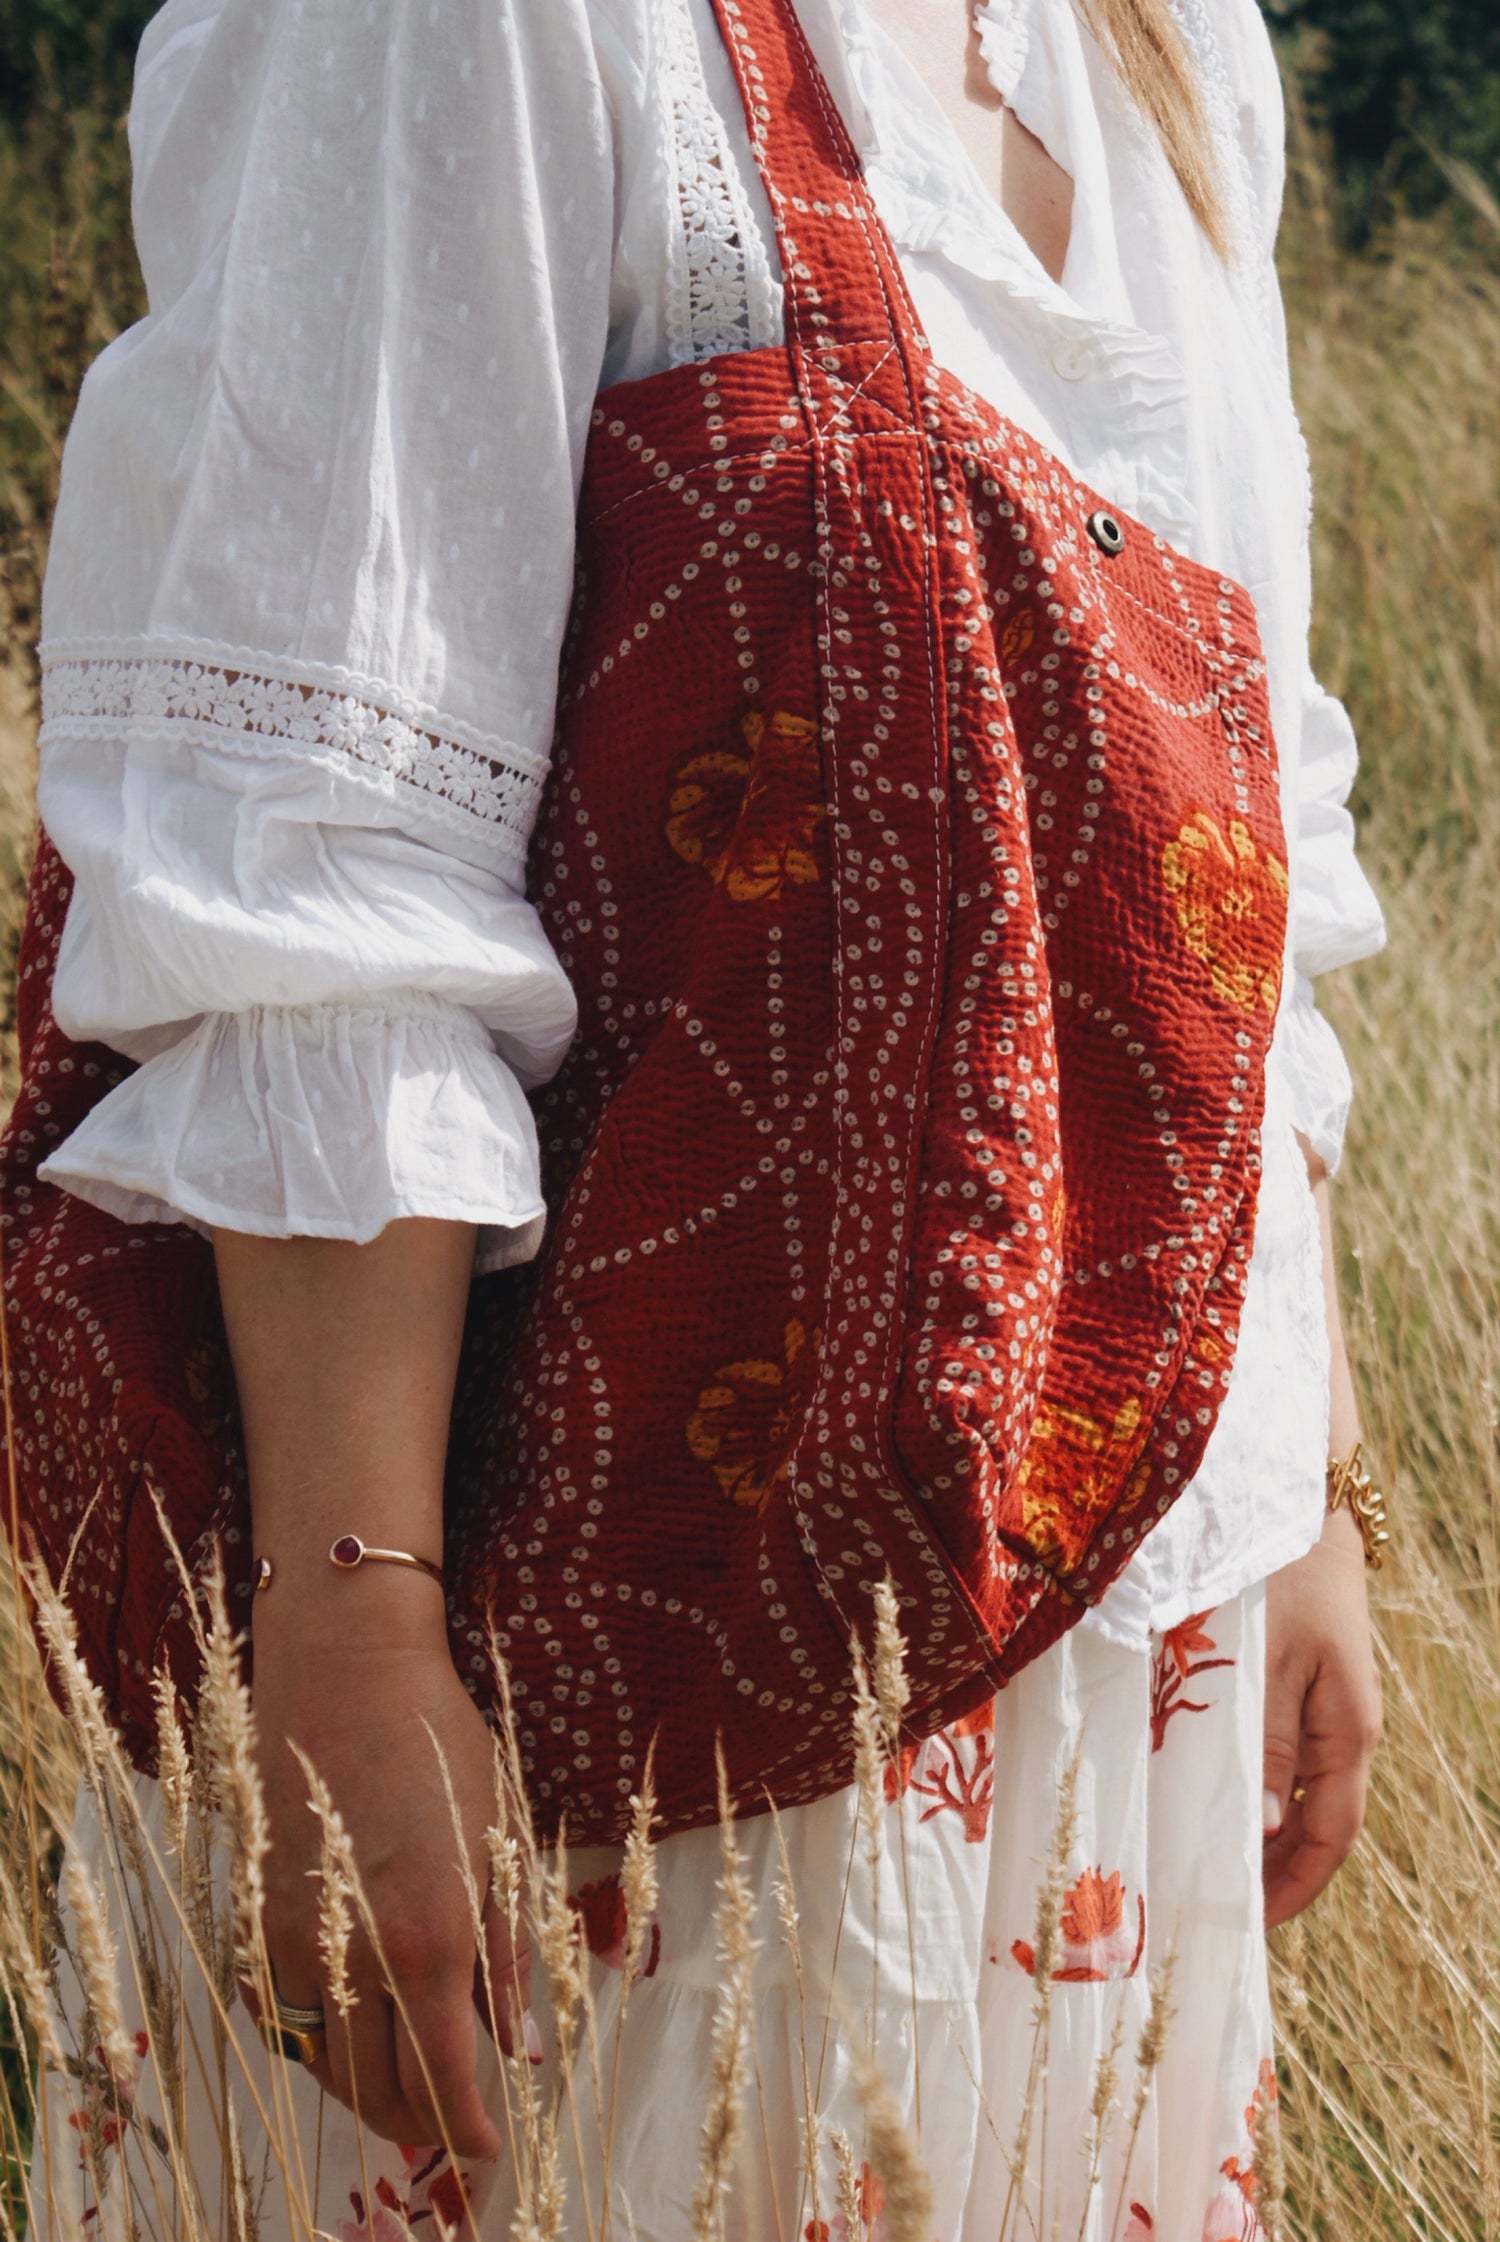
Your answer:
[0,43,1495,2242]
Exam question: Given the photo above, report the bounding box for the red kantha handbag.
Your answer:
[1,0,1289,1842]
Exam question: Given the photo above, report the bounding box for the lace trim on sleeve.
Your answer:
[658,0,781,366]
[39,638,548,869]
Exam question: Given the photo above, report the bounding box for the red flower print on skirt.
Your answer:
[571,1872,662,1979]
[68,2027,150,2225]
[1011,1866,1146,1981]
[1201,2057,1279,2239]
[1150,1610,1236,1752]
[336,2144,472,2239]
[884,1700,995,1842]
[804,2160,887,2240]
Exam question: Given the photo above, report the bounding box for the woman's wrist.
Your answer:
[213,1219,472,1655]
[250,1534,451,1653]
[1319,1496,1368,1566]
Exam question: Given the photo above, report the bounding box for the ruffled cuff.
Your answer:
[37,989,547,1273]
[1274,972,1354,1174]
[1293,685,1386,979]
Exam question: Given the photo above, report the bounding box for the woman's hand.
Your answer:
[1262,1501,1382,1926]
[212,1217,526,2157]
[250,1598,527,2159]
[1263,1139,1384,1927]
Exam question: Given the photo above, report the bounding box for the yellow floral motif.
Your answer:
[1016,1395,1149,1568]
[666,709,824,902]
[687,1318,819,1514]
[1000,608,1035,662]
[183,1341,230,1443]
[1161,809,1289,1013]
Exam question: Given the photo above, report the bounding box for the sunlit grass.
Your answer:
[0,65,1496,2241]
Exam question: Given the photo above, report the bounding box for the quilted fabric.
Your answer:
[0,0,1286,1838]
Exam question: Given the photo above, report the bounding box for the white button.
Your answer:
[1053,341,1092,381]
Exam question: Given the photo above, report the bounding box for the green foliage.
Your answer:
[0,9,1495,2238]
[1264,0,1500,232]
[0,48,142,711]
[0,0,148,121]
[2,0,1497,239]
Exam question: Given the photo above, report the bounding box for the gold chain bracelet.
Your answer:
[1326,1441,1390,1570]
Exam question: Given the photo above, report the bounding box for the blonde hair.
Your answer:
[1080,0,1232,257]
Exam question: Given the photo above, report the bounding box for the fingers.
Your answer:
[393,1971,502,2163]
[245,1672,517,2159]
[478,1896,535,2063]
[248,1951,501,2157]
[1263,1651,1382,1930]
[1260,1648,1306,1848]
[324,1985,408,2139]
[249,1918,492,2155]
[241,1928,342,2100]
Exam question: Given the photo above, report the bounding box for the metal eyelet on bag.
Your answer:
[1086,510,1126,557]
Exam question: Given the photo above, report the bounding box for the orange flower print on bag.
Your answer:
[666,708,824,901]
[183,1340,232,1444]
[885,1700,995,1842]
[1015,1397,1150,1569]
[1150,1609,1236,1752]
[1011,1865,1146,1981]
[687,1318,820,1513]
[571,1871,662,1979]
[999,606,1035,661]
[1161,809,1289,1013]
[1202,2057,1280,2239]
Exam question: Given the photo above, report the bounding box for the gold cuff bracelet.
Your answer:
[1326,1441,1390,1570]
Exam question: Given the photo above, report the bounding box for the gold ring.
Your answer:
[255,2012,326,2067]
[273,1994,328,2034]
[241,1981,328,2067]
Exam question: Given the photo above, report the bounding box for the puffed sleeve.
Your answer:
[1277,671,1386,1172]
[34,0,614,1270]
[1228,9,1387,1176]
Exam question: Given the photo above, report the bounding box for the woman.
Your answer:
[17,0,1386,2233]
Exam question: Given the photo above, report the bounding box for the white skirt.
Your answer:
[33,1586,1277,2241]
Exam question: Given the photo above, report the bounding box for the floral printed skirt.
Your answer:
[34,1586,1278,2241]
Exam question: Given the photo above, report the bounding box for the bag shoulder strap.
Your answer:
[707,0,925,363]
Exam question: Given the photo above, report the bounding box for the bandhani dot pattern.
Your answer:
[1,0,1287,1839]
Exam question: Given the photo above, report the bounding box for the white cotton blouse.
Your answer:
[35,0,1384,1645]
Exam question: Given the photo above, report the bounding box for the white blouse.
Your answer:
[35,0,1384,1645]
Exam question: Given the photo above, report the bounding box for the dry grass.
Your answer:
[1261,120,1500,2241]
[0,68,1496,2242]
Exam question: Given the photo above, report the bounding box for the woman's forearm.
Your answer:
[1298,1135,1362,1460]
[212,1217,518,2157]
[211,1218,476,1642]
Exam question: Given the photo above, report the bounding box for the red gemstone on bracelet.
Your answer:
[329,1536,364,1569]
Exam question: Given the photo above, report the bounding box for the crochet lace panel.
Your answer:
[39,641,546,866]
[660,0,781,366]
